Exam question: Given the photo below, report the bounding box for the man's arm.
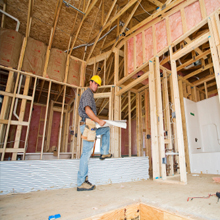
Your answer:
[85,106,106,127]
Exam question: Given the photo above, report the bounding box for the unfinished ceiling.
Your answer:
[0,0,164,60]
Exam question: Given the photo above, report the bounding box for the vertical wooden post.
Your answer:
[76,89,83,159]
[149,60,160,179]
[197,90,200,101]
[163,71,174,176]
[136,93,140,156]
[113,49,120,157]
[1,73,21,161]
[169,47,187,184]
[104,59,106,85]
[145,88,152,174]
[178,79,191,174]
[23,76,37,159]
[155,57,166,180]
[0,71,14,143]
[1,3,6,28]
[40,81,52,159]
[65,106,71,152]
[57,85,66,159]
[193,86,197,102]
[208,18,220,103]
[12,76,31,161]
[204,82,208,99]
[169,71,179,172]
[45,100,54,152]
[128,91,131,157]
[71,89,79,158]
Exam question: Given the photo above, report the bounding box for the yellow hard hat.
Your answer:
[90,75,102,86]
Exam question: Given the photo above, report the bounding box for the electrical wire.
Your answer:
[187,194,216,201]
[137,0,152,16]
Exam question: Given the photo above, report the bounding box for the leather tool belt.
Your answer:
[81,118,96,142]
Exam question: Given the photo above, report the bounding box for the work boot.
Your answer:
[100,153,112,160]
[77,177,96,191]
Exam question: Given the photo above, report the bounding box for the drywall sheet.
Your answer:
[127,37,134,74]
[136,32,143,69]
[144,27,153,63]
[204,0,220,16]
[155,20,168,53]
[0,157,149,195]
[47,48,67,82]
[0,28,23,68]
[22,37,47,76]
[169,11,183,42]
[184,1,202,31]
[68,57,82,86]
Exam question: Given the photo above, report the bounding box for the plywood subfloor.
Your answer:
[0,174,219,220]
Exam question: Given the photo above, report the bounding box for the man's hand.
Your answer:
[98,119,106,127]
[85,106,106,127]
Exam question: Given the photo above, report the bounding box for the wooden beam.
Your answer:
[128,91,131,157]
[136,93,141,156]
[176,49,210,71]
[200,81,216,90]
[178,80,191,173]
[40,81,52,159]
[69,0,99,55]
[111,1,141,50]
[1,3,6,28]
[208,18,220,102]
[1,72,22,160]
[184,63,213,80]
[116,71,150,96]
[57,85,66,159]
[193,74,215,86]
[86,0,117,61]
[149,60,160,179]
[172,32,210,60]
[147,0,163,7]
[162,71,174,175]
[117,61,149,86]
[104,0,138,32]
[184,37,208,59]
[155,56,166,180]
[169,47,187,184]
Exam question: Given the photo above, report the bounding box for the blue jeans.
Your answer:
[77,125,110,186]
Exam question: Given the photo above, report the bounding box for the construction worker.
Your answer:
[77,75,112,191]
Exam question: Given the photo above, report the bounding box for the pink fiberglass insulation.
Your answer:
[50,111,61,149]
[136,32,143,69]
[144,27,153,62]
[127,37,134,74]
[204,0,220,15]
[25,104,44,153]
[185,1,202,31]
[155,20,168,53]
[169,11,183,42]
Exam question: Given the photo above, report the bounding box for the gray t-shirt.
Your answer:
[78,88,97,119]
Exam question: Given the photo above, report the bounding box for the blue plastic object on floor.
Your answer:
[48,214,61,220]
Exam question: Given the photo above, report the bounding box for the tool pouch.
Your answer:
[81,119,96,142]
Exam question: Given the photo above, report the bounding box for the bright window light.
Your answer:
[95,135,101,153]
